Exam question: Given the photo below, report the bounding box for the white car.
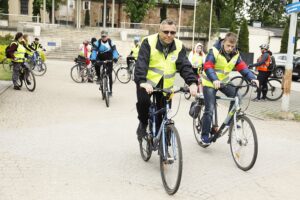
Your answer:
[272,53,300,79]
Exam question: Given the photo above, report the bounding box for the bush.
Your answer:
[0,34,14,45]
[0,45,7,62]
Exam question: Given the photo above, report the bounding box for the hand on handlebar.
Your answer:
[140,83,153,94]
[213,80,221,89]
[189,83,198,97]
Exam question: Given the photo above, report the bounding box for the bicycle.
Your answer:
[29,50,47,76]
[192,83,258,171]
[230,69,283,101]
[116,59,135,84]
[70,56,93,83]
[139,86,189,195]
[1,58,13,72]
[15,62,36,92]
[98,60,113,107]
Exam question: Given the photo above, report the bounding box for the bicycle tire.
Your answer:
[2,58,13,72]
[16,76,23,88]
[116,67,131,84]
[184,83,191,100]
[32,62,47,76]
[70,64,87,83]
[24,70,36,92]
[112,68,117,83]
[193,104,210,148]
[103,76,109,107]
[229,115,258,171]
[229,76,250,97]
[139,128,152,162]
[266,78,283,101]
[160,124,182,195]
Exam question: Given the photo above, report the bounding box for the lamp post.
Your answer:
[52,0,55,24]
[177,0,183,39]
[208,0,213,48]
[43,0,46,24]
[192,0,197,49]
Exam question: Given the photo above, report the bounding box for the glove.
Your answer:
[248,64,254,68]
[113,58,118,63]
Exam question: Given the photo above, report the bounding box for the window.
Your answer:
[69,0,75,9]
[20,0,28,15]
[83,1,91,10]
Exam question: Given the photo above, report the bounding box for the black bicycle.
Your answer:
[98,60,113,107]
[230,69,283,101]
[139,87,189,195]
[192,83,258,171]
[15,62,36,92]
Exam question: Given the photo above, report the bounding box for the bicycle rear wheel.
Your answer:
[193,104,210,148]
[70,64,87,83]
[229,115,258,171]
[103,76,109,107]
[160,124,182,195]
[116,67,131,84]
[24,70,36,92]
[2,58,13,72]
[230,76,249,97]
[266,78,283,101]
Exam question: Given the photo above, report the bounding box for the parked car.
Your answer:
[272,53,300,81]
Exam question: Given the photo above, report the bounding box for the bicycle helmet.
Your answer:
[134,36,140,44]
[259,44,269,50]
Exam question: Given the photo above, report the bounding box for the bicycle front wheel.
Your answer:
[116,67,131,84]
[103,76,109,107]
[139,125,152,162]
[112,68,117,83]
[266,78,283,101]
[160,124,182,195]
[229,115,258,171]
[24,70,36,92]
[70,64,87,83]
[230,76,249,97]
[32,62,47,76]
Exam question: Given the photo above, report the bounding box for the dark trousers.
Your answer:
[95,61,113,92]
[257,71,271,99]
[12,62,22,86]
[202,85,238,136]
[136,84,165,126]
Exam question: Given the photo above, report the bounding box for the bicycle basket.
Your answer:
[189,101,201,119]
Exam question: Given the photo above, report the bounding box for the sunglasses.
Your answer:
[162,30,176,35]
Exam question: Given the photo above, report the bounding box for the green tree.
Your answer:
[85,10,90,26]
[124,0,157,23]
[195,1,219,38]
[280,18,298,53]
[247,0,289,27]
[32,0,64,23]
[238,19,249,53]
[229,21,238,34]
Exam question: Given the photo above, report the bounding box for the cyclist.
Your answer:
[79,40,93,82]
[188,42,206,76]
[31,37,46,64]
[6,32,27,90]
[22,34,35,59]
[94,30,119,96]
[249,44,272,101]
[127,36,140,69]
[134,19,198,143]
[201,32,259,145]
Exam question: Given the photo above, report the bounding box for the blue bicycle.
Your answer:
[139,86,188,195]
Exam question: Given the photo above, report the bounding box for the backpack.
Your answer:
[268,55,276,72]
[5,42,17,58]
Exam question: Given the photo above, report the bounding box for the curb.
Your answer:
[0,81,12,95]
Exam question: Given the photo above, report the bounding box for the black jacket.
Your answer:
[134,35,197,86]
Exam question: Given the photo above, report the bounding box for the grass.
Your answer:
[0,64,12,80]
[266,111,300,122]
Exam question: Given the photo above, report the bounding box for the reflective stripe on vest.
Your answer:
[146,34,182,91]
[257,54,270,72]
[14,42,26,62]
[202,47,239,88]
[132,45,140,59]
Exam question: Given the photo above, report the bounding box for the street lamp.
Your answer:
[208,0,213,49]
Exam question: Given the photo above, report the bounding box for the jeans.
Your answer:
[202,85,239,136]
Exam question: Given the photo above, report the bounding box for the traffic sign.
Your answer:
[285,2,300,14]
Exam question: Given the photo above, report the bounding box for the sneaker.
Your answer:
[13,85,21,90]
[261,98,266,102]
[201,134,211,145]
[136,122,147,143]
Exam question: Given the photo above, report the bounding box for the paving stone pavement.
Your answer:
[0,60,300,200]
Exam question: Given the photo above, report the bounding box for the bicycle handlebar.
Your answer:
[153,86,189,95]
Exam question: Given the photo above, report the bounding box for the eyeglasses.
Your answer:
[162,30,176,35]
[101,35,107,38]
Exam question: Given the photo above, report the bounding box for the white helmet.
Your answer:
[259,44,269,50]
